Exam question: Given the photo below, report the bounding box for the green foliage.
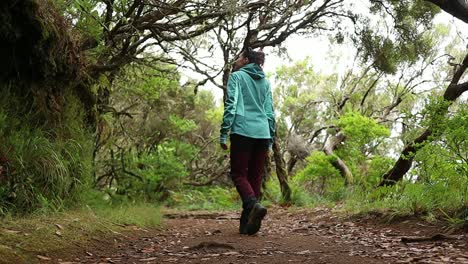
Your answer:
[263,177,283,204]
[363,0,439,73]
[295,152,341,183]
[443,105,468,176]
[336,111,390,146]
[113,140,196,201]
[205,106,223,126]
[168,115,198,135]
[414,103,468,182]
[1,0,84,84]
[272,59,325,137]
[167,186,239,211]
[343,104,468,219]
[93,65,230,205]
[264,172,342,207]
[360,31,399,73]
[332,112,391,182]
[421,97,452,128]
[292,152,345,201]
[371,0,439,25]
[364,156,395,187]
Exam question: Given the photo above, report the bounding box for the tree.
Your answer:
[380,53,468,186]
[64,0,448,195]
[423,0,468,23]
[271,18,462,189]
[94,64,229,199]
[1,0,462,211]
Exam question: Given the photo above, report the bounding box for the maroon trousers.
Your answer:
[229,134,269,203]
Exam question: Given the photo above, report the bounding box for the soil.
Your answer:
[49,207,467,264]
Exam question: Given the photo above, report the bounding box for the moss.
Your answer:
[2,0,97,118]
[0,0,92,113]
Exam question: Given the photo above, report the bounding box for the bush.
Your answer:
[113,140,196,201]
[293,151,343,197]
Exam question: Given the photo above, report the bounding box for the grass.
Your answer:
[166,186,241,211]
[0,203,161,264]
[0,90,94,215]
[263,174,468,228]
[331,181,468,228]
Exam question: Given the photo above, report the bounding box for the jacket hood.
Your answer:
[239,63,265,80]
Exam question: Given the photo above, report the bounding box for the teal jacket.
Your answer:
[220,63,275,145]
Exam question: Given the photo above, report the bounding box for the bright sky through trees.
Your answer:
[194,11,468,103]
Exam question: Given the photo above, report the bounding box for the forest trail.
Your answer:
[58,207,468,264]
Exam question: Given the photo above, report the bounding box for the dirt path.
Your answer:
[59,207,468,264]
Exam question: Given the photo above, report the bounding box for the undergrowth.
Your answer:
[0,90,93,215]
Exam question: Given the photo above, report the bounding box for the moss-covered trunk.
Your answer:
[0,0,96,213]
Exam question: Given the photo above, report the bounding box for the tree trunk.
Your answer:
[273,140,292,202]
[287,156,298,175]
[323,131,353,185]
[380,53,468,186]
[379,130,432,186]
[260,152,272,201]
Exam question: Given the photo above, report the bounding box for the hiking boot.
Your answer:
[246,202,267,235]
[239,198,256,234]
[239,208,250,234]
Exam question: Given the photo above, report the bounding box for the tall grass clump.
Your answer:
[0,91,93,215]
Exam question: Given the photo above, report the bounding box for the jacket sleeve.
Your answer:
[219,74,239,144]
[265,82,276,148]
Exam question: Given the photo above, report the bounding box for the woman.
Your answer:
[220,48,275,235]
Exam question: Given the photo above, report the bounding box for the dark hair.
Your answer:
[244,47,265,66]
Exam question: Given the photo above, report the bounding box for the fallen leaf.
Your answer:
[3,229,20,234]
[37,255,51,261]
[139,257,158,261]
[223,251,239,255]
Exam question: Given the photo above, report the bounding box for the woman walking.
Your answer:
[220,48,275,235]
